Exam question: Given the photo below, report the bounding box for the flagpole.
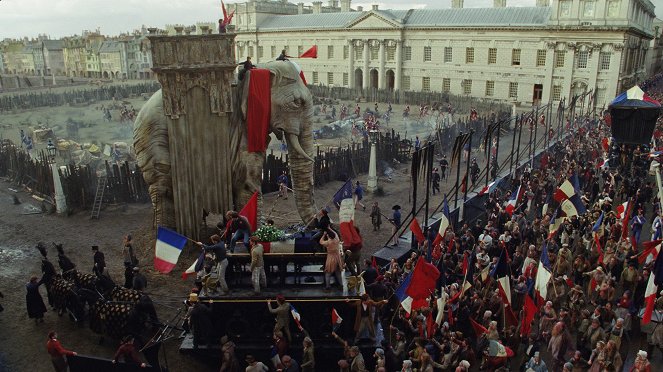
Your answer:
[463,130,474,220]
[454,132,463,210]
[425,144,434,261]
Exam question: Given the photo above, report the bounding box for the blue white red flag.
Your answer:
[290,304,303,330]
[182,249,205,279]
[154,226,188,274]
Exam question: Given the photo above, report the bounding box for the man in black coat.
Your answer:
[188,295,213,349]
[92,245,106,277]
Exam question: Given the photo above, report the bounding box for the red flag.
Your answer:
[594,233,604,264]
[520,295,537,338]
[239,191,259,231]
[405,257,440,301]
[447,307,454,326]
[621,198,633,241]
[504,304,519,327]
[246,69,271,152]
[371,256,378,270]
[299,45,317,58]
[470,317,488,337]
[410,218,426,244]
[426,311,435,338]
[460,172,468,193]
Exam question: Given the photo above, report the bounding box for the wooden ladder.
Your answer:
[90,176,107,219]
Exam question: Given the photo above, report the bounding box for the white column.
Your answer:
[542,43,555,103]
[362,39,369,90]
[348,40,355,88]
[379,40,386,89]
[51,163,67,214]
[395,41,402,91]
[367,142,377,192]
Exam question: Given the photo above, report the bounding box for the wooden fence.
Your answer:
[0,142,150,211]
[262,129,412,193]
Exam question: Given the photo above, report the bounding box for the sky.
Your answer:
[0,0,661,40]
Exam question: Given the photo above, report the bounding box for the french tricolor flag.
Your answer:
[643,245,662,325]
[290,304,303,330]
[182,249,206,279]
[331,308,343,332]
[616,201,629,219]
[154,226,188,274]
[478,181,498,196]
[553,179,576,202]
[432,196,450,248]
[504,185,522,216]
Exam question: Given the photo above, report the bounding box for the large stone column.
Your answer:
[395,40,402,91]
[378,40,385,89]
[149,34,236,239]
[362,39,369,90]
[51,163,67,214]
[348,40,355,88]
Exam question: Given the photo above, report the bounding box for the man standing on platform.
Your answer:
[267,295,292,343]
[250,237,266,294]
[196,235,229,295]
[229,212,252,253]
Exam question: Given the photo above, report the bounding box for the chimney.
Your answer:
[536,0,550,6]
[312,1,322,13]
[298,2,304,14]
[494,0,506,7]
[357,6,363,11]
[372,4,378,11]
[451,0,464,8]
[341,0,351,12]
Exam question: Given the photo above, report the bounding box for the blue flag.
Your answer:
[541,242,551,270]
[592,212,604,232]
[332,180,353,209]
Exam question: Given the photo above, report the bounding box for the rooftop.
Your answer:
[254,7,551,31]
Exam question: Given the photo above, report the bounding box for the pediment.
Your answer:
[347,12,401,29]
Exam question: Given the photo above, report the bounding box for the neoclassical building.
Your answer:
[229,0,659,107]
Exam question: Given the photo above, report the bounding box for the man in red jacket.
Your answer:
[112,335,146,368]
[46,331,77,372]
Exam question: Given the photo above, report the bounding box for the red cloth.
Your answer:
[299,46,317,58]
[47,339,74,358]
[409,218,426,244]
[239,191,259,231]
[521,295,537,338]
[247,69,271,152]
[470,317,488,337]
[405,257,440,301]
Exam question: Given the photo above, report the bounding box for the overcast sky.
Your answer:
[0,0,661,40]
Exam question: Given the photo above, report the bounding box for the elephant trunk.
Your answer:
[286,114,317,224]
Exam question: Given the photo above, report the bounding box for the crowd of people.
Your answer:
[179,76,663,371]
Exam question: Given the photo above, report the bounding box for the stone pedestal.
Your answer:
[367,142,378,192]
[149,34,236,238]
[51,163,67,214]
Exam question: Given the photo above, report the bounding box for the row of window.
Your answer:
[245,45,611,70]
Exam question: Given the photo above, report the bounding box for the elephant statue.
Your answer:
[134,60,316,231]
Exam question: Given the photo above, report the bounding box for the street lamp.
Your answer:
[366,128,379,193]
[46,140,67,214]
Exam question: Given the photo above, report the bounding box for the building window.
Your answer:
[583,0,595,17]
[402,75,411,91]
[328,45,334,59]
[239,46,245,57]
[370,45,379,60]
[554,50,566,67]
[443,78,451,93]
[424,46,432,62]
[422,77,431,92]
[386,46,395,61]
[552,85,562,101]
[355,44,363,59]
[312,71,318,84]
[249,46,254,58]
[327,72,334,85]
[343,72,348,86]
[536,50,546,67]
[488,48,497,64]
[270,46,277,58]
[404,46,412,61]
[485,81,494,96]
[298,46,303,56]
[466,47,474,63]
[607,0,620,17]
[444,47,452,63]
[511,49,521,66]
[463,79,472,95]
[343,45,348,59]
[576,51,588,69]
[596,88,606,104]
[257,46,264,58]
[599,52,611,70]
[509,82,518,99]
[560,0,571,17]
